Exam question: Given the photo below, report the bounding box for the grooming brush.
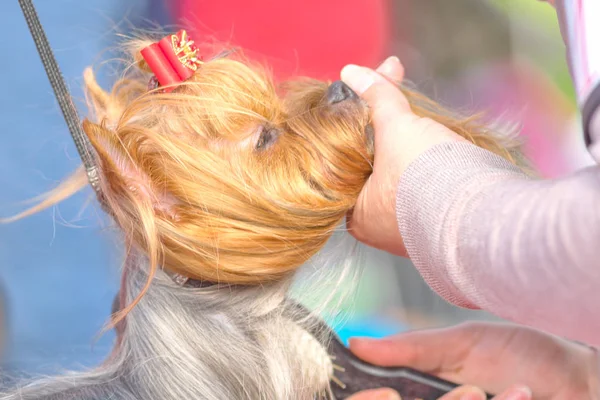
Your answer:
[326,332,493,400]
[288,302,494,400]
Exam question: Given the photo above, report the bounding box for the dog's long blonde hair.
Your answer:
[1,36,525,400]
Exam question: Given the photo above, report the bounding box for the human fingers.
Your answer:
[341,62,412,131]
[375,56,405,84]
[346,388,402,400]
[437,384,532,400]
[437,385,486,400]
[491,385,532,400]
[348,324,479,372]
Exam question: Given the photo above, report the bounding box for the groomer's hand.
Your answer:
[346,0,554,256]
[346,322,600,400]
[342,57,465,256]
[346,386,528,400]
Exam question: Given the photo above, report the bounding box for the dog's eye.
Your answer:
[255,127,279,151]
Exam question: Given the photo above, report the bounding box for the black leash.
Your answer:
[18,0,101,197]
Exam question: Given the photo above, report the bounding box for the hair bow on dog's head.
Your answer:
[141,30,203,92]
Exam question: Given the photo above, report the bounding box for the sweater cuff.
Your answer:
[396,141,528,309]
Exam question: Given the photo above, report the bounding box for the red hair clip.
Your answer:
[141,30,203,92]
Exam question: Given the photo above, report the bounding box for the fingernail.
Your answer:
[460,393,485,400]
[458,387,486,400]
[460,394,485,400]
[504,386,533,400]
[386,392,402,400]
[348,388,401,400]
[341,64,377,95]
[376,56,400,74]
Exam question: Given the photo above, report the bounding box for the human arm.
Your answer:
[397,142,600,347]
[343,58,600,346]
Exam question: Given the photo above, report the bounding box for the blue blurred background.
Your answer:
[0,0,172,376]
[0,0,591,380]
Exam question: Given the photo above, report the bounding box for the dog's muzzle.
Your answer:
[326,80,358,105]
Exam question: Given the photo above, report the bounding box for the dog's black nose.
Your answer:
[326,80,358,104]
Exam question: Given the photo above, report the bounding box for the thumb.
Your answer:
[341,63,412,129]
[348,325,476,373]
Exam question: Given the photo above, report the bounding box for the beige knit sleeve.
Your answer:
[396,141,600,346]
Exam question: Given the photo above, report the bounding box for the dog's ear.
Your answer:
[83,119,178,217]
